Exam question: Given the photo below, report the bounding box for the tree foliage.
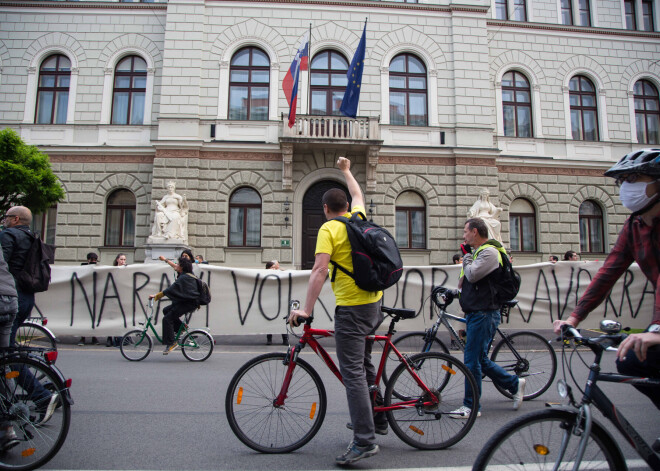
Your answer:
[0,128,65,215]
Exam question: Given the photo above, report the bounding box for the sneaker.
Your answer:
[91,337,100,345]
[77,337,85,346]
[35,393,58,426]
[335,441,379,466]
[512,378,526,410]
[346,422,388,436]
[448,405,481,419]
[0,428,19,452]
[162,344,178,355]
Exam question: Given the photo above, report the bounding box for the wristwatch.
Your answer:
[647,324,660,334]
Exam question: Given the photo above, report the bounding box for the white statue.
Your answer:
[149,181,188,244]
[468,188,503,243]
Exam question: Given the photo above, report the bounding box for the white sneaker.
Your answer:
[512,377,526,410]
[448,405,481,419]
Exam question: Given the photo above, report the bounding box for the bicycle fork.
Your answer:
[553,404,593,471]
[273,345,299,408]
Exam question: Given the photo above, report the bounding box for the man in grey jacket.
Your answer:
[449,218,525,419]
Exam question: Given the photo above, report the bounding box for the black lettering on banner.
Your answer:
[401,269,424,317]
[70,271,97,327]
[603,269,635,319]
[98,273,127,328]
[575,268,593,313]
[133,272,150,326]
[232,271,260,326]
[259,274,281,321]
[429,268,449,320]
[528,270,551,323]
[550,266,576,321]
[200,270,210,326]
[636,279,656,319]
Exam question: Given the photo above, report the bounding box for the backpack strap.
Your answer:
[328,216,356,282]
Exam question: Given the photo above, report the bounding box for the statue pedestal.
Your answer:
[144,242,190,264]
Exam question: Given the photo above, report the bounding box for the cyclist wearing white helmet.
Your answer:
[553,148,660,409]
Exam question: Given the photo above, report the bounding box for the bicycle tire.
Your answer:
[225,352,326,453]
[181,330,213,362]
[385,351,478,450]
[119,330,152,361]
[14,324,56,352]
[472,408,626,471]
[490,331,557,400]
[384,331,449,386]
[0,355,71,471]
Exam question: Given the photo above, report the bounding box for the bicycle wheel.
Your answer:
[472,408,626,470]
[14,324,56,352]
[383,332,449,388]
[0,355,71,471]
[119,330,152,361]
[225,352,326,453]
[490,331,557,400]
[385,352,478,450]
[181,330,213,362]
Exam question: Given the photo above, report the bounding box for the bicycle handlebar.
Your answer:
[559,324,627,351]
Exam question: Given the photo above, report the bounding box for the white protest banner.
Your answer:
[34,261,655,337]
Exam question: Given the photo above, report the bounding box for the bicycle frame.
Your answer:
[562,329,660,470]
[133,310,192,347]
[274,316,439,414]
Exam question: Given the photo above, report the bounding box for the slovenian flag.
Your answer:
[283,32,309,128]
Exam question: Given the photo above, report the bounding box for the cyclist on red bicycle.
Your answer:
[553,148,660,409]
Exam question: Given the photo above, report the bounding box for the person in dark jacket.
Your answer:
[149,257,200,354]
[0,206,57,424]
[448,217,525,420]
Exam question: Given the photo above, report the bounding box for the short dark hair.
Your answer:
[181,249,194,261]
[86,252,98,260]
[452,254,462,263]
[549,255,559,262]
[563,250,577,260]
[178,257,193,273]
[465,218,488,238]
[265,261,275,269]
[322,188,348,213]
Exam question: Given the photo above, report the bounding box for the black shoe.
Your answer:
[266,334,272,345]
[346,422,388,436]
[335,441,379,466]
[105,337,113,347]
[77,337,85,346]
[91,337,100,345]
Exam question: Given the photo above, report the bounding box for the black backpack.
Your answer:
[188,273,211,306]
[15,228,55,293]
[484,243,521,304]
[330,212,403,292]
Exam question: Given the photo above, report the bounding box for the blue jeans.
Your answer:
[463,309,519,409]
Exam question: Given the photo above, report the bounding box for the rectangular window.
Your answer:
[496,0,508,19]
[513,0,527,21]
[578,0,591,25]
[561,0,573,24]
[642,0,654,30]
[625,0,636,29]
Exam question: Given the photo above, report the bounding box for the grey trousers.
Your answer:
[334,301,383,447]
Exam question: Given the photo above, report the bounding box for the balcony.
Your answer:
[281,114,381,143]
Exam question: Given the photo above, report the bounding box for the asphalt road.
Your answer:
[43,335,658,470]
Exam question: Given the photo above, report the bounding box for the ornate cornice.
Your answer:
[49,154,154,163]
[0,0,167,9]
[487,20,660,39]
[200,151,281,161]
[379,156,455,166]
[206,0,458,13]
[498,165,606,176]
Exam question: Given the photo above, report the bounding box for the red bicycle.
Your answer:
[225,303,479,453]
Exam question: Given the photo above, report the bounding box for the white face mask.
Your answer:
[619,181,655,212]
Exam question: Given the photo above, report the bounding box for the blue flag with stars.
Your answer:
[340,22,366,118]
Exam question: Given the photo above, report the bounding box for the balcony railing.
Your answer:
[282,115,380,141]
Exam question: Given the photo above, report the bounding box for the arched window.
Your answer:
[35,55,70,124]
[111,55,147,125]
[228,47,270,121]
[569,75,599,141]
[229,187,261,247]
[389,53,428,126]
[579,200,604,253]
[105,189,136,247]
[509,198,536,252]
[502,71,532,137]
[634,79,659,144]
[395,191,426,249]
[310,50,348,116]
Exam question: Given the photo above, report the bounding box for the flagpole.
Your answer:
[307,23,312,116]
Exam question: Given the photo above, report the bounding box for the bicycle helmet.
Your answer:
[604,148,660,178]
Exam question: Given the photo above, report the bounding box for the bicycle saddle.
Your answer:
[381,306,416,319]
[502,300,518,308]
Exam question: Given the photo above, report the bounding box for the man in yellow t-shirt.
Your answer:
[290,157,383,466]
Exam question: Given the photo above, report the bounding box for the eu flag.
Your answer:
[340,22,366,118]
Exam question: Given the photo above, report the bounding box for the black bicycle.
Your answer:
[0,347,73,471]
[472,320,660,471]
[384,286,557,401]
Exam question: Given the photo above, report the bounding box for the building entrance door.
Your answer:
[301,181,350,269]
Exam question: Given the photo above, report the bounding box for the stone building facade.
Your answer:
[0,0,658,268]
